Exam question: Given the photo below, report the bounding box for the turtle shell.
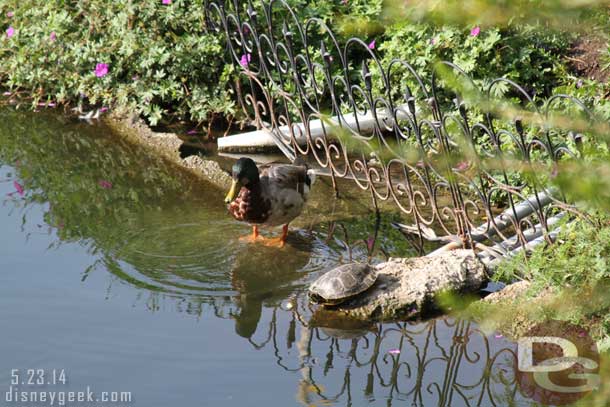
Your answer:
[309,263,377,305]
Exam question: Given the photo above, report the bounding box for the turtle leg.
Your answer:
[261,224,289,248]
[239,225,261,243]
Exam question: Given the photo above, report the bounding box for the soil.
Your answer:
[567,35,609,84]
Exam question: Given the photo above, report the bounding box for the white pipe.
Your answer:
[477,212,566,267]
[470,190,555,242]
[484,224,564,271]
[217,105,410,153]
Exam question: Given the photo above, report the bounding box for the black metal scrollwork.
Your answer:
[205,0,592,250]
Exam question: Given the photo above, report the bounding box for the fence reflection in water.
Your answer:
[245,306,521,407]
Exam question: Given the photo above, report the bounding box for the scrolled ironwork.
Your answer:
[205,0,594,248]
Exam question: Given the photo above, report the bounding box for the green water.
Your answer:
[0,109,526,406]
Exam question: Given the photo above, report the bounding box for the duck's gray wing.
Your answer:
[261,164,311,196]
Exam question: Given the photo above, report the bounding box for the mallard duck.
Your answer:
[224,157,315,247]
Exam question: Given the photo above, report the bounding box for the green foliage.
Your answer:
[0,0,388,126]
[374,22,572,101]
[1,0,234,125]
[384,0,609,32]
[494,219,610,292]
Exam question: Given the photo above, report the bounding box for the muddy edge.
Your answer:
[104,111,232,191]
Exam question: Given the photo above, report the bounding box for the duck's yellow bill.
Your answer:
[224,180,239,204]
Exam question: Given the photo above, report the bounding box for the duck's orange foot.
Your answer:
[239,226,262,244]
[261,236,286,248]
[261,224,289,248]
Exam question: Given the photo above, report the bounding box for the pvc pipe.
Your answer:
[477,212,566,267]
[470,190,555,242]
[217,105,410,153]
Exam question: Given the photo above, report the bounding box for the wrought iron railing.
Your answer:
[204,0,594,252]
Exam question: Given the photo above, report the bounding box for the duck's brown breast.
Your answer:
[228,186,271,224]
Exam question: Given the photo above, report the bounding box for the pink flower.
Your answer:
[94,63,109,78]
[470,26,481,37]
[342,0,348,4]
[368,39,376,50]
[388,349,400,355]
[187,129,198,135]
[366,236,375,252]
[494,332,503,339]
[99,107,108,113]
[13,181,24,196]
[430,37,437,45]
[240,53,251,67]
[7,11,14,18]
[3,91,11,96]
[162,0,171,4]
[98,180,113,189]
[50,32,57,42]
[454,161,470,171]
[6,26,15,38]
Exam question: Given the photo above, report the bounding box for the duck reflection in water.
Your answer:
[230,233,312,339]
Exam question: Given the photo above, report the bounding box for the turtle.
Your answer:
[309,263,378,306]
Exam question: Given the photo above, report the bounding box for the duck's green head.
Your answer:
[224,157,260,204]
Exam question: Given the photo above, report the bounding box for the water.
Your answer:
[0,109,528,406]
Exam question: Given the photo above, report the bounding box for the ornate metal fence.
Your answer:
[204,0,593,253]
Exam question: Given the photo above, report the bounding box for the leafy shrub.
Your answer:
[373,21,573,103]
[494,219,610,292]
[0,0,387,126]
[1,0,234,125]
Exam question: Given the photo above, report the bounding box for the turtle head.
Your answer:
[224,157,260,204]
[309,292,325,304]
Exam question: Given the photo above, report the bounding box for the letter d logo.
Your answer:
[516,321,600,405]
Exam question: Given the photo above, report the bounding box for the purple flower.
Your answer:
[50,32,57,42]
[7,11,14,18]
[99,107,109,113]
[6,26,15,38]
[368,39,376,50]
[240,53,251,67]
[187,129,198,135]
[430,37,437,45]
[13,181,24,196]
[387,349,400,355]
[162,0,172,4]
[94,63,109,78]
[494,332,503,339]
[98,180,113,189]
[470,26,481,37]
